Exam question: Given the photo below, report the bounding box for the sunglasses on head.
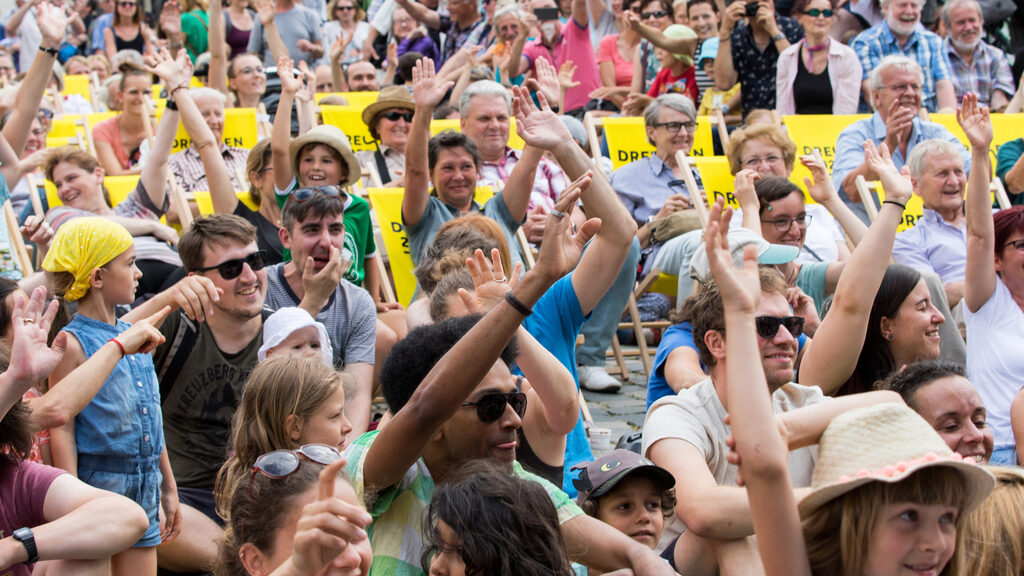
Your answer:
[803,8,833,16]
[291,185,343,203]
[755,316,804,339]
[461,382,527,423]
[246,443,341,498]
[195,250,268,280]
[381,110,414,122]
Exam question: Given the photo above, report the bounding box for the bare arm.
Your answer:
[141,49,191,211]
[713,2,744,90]
[798,141,912,395]
[4,0,35,38]
[801,153,868,246]
[960,94,997,313]
[561,514,678,575]
[504,15,533,80]
[208,0,229,98]
[272,57,302,191]
[778,390,903,450]
[629,43,644,94]
[733,169,762,231]
[343,362,374,437]
[624,10,696,53]
[935,79,956,112]
[663,347,705,392]
[517,327,578,436]
[255,0,289,62]
[402,58,451,228]
[1013,388,1024,465]
[394,0,440,29]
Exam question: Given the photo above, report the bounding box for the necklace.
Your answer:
[803,38,829,72]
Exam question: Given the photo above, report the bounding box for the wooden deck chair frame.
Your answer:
[714,109,730,151]
[362,160,384,189]
[4,200,33,275]
[583,113,603,166]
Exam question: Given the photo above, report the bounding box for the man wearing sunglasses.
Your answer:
[642,257,902,575]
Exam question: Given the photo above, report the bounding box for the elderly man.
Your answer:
[831,56,968,223]
[345,60,379,91]
[892,139,973,307]
[850,0,956,112]
[940,0,1013,111]
[167,88,250,193]
[358,85,413,186]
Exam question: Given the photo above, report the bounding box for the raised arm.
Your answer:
[798,141,912,395]
[624,10,696,53]
[2,1,67,156]
[272,57,303,191]
[140,48,188,210]
[363,189,600,489]
[733,169,762,231]
[960,94,997,313]
[801,152,868,247]
[394,0,440,29]
[402,58,452,228]
[254,0,290,62]
[504,13,534,80]
[208,0,229,98]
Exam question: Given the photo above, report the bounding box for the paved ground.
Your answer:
[581,349,651,456]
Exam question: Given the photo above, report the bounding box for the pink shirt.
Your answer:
[92,116,135,170]
[522,17,601,112]
[598,34,634,87]
[775,38,862,115]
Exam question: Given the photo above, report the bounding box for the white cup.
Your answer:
[589,427,612,452]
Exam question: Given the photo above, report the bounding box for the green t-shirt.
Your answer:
[344,430,583,576]
[796,261,831,318]
[181,9,209,63]
[275,180,376,286]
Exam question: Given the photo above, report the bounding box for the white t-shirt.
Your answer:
[15,9,41,72]
[641,377,824,547]
[964,277,1024,449]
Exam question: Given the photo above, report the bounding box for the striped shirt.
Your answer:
[167,145,250,193]
[850,21,952,112]
[942,38,1014,109]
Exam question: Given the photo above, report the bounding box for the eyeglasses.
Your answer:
[194,250,268,280]
[37,108,54,120]
[642,10,667,18]
[882,83,922,93]
[461,382,527,423]
[742,155,783,168]
[381,110,414,122]
[247,444,341,498]
[803,8,833,16]
[117,1,136,7]
[755,316,804,339]
[761,213,812,231]
[238,66,266,75]
[291,185,343,203]
[653,121,697,134]
[1002,238,1024,252]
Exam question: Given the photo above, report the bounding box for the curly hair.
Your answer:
[876,360,967,409]
[422,460,574,576]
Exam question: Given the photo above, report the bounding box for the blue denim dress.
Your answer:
[63,314,165,547]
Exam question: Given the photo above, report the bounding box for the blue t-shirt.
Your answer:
[520,273,592,497]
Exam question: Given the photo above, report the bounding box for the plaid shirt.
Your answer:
[438,14,490,65]
[167,146,250,193]
[943,38,1014,108]
[851,21,952,112]
[477,147,569,212]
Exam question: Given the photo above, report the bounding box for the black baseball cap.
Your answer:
[571,450,675,505]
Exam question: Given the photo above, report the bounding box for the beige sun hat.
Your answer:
[361,85,415,139]
[798,403,996,518]
[289,124,362,190]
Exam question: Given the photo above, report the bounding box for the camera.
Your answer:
[745,2,759,17]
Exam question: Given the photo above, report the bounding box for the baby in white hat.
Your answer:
[258,307,334,367]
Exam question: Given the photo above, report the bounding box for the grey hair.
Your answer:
[643,93,696,128]
[110,49,145,71]
[493,4,523,22]
[868,55,924,91]
[880,0,925,8]
[190,86,227,106]
[103,73,122,109]
[906,139,964,180]
[940,0,983,27]
[458,80,512,117]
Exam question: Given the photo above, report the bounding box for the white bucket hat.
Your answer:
[258,307,334,367]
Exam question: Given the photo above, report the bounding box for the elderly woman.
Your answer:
[356,85,413,187]
[775,0,861,114]
[611,93,703,249]
[166,87,250,192]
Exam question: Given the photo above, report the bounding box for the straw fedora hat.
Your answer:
[798,403,995,518]
[361,85,415,138]
[288,125,362,190]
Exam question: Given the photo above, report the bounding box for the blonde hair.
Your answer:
[245,139,271,207]
[802,467,968,576]
[960,467,1024,576]
[214,356,347,520]
[726,123,796,176]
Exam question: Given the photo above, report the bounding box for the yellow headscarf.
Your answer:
[42,217,134,302]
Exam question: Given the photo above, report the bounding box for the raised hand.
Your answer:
[882,98,915,154]
[557,61,579,92]
[733,169,760,210]
[277,57,304,94]
[956,93,993,151]
[158,0,183,39]
[386,40,398,71]
[458,248,524,313]
[117,306,171,355]
[799,152,838,205]
[533,175,601,282]
[863,140,912,206]
[622,9,642,29]
[145,47,190,88]
[510,84,571,151]
[529,55,561,107]
[296,60,316,102]
[704,198,760,313]
[286,458,372,575]
[785,286,819,337]
[36,0,70,49]
[253,0,275,26]
[6,287,68,391]
[411,57,453,110]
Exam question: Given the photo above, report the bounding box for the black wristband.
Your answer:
[504,292,533,317]
[13,528,38,564]
[882,199,906,210]
[164,99,178,111]
[39,45,58,57]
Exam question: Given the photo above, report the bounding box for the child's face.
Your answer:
[595,475,666,550]
[655,46,675,68]
[99,247,141,306]
[863,501,958,576]
[296,384,352,450]
[268,326,325,362]
[298,144,346,187]
[428,519,467,576]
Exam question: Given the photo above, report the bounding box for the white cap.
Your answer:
[258,307,334,366]
[689,228,799,285]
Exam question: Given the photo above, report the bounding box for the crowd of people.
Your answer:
[0,0,1022,574]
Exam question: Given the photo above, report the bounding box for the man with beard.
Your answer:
[940,0,1013,111]
[850,0,956,112]
[831,56,968,223]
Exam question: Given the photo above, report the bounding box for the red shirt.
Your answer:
[647,65,698,103]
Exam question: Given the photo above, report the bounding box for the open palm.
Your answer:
[411,57,451,109]
[956,93,993,150]
[510,85,570,151]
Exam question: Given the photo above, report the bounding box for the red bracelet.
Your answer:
[170,83,189,96]
[108,338,127,358]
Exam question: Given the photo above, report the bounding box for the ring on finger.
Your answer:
[551,209,567,219]
[494,276,507,283]
[21,317,34,324]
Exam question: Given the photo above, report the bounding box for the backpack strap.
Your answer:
[158,312,199,403]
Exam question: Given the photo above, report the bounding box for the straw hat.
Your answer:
[798,403,995,518]
[289,125,362,190]
[361,85,415,139]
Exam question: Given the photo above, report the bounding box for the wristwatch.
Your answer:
[12,527,38,564]
[720,104,731,115]
[771,33,786,42]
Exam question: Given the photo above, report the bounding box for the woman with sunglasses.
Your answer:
[630,0,674,94]
[960,94,1024,466]
[217,446,372,576]
[103,0,154,61]
[322,0,369,66]
[775,0,860,115]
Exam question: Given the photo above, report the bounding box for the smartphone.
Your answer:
[744,2,759,17]
[534,7,560,20]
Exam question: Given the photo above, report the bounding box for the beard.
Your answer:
[886,14,917,36]
[950,35,979,52]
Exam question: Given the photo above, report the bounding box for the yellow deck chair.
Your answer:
[429,118,527,149]
[926,113,1024,175]
[368,186,494,306]
[192,190,260,215]
[316,92,379,109]
[693,156,741,209]
[61,75,92,102]
[320,105,378,151]
[45,175,141,209]
[170,108,260,154]
[783,114,869,194]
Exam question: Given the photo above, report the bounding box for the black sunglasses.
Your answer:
[461,388,527,423]
[291,185,343,203]
[755,316,804,339]
[642,10,667,18]
[194,250,268,280]
[381,110,414,122]
[803,8,833,16]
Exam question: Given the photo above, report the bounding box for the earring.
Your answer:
[886,333,894,341]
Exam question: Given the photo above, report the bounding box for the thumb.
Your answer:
[51,331,69,356]
[574,217,602,246]
[317,457,347,501]
[457,288,477,312]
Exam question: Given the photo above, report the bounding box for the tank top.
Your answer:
[516,428,564,488]
[223,9,255,59]
[114,25,146,54]
[792,52,833,115]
